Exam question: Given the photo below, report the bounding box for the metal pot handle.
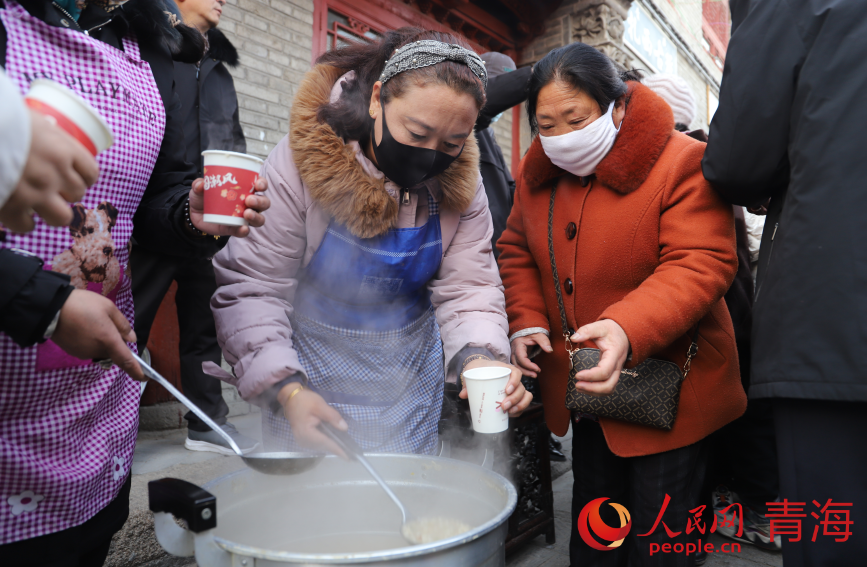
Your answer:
[153,512,195,557]
[149,478,217,533]
[149,478,217,558]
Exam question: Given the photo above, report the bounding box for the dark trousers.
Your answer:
[701,337,779,516]
[773,398,867,567]
[0,476,130,567]
[571,419,707,567]
[130,245,228,432]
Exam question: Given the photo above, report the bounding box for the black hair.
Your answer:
[316,27,486,144]
[674,123,690,132]
[527,42,643,136]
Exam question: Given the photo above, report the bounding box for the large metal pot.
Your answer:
[149,453,517,566]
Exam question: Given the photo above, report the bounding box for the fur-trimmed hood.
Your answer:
[520,82,675,194]
[206,27,239,67]
[289,64,480,239]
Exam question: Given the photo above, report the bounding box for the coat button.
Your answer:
[564,278,573,295]
[565,222,577,240]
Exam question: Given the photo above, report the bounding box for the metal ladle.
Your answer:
[317,422,411,532]
[131,351,323,476]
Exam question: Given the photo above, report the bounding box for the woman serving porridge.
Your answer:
[211,28,532,456]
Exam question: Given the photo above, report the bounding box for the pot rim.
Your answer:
[202,454,518,563]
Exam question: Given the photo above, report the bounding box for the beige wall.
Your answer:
[676,52,711,132]
[218,0,315,160]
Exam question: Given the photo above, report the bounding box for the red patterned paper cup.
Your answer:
[201,150,264,227]
[25,79,113,156]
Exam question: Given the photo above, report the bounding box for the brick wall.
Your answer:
[489,105,513,172]
[519,0,577,67]
[217,0,315,160]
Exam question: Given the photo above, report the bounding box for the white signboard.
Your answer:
[624,3,677,75]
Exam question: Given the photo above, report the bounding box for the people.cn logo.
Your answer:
[578,498,632,550]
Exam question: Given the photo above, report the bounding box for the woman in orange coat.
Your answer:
[498,43,747,566]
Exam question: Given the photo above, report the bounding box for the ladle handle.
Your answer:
[130,350,244,457]
[318,421,363,457]
[317,423,408,525]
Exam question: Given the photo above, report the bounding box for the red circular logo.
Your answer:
[577,498,632,550]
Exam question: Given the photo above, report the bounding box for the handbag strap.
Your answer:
[546,184,700,376]
[548,186,575,357]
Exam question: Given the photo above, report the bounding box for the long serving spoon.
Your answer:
[317,422,410,528]
[317,423,475,546]
[129,350,323,476]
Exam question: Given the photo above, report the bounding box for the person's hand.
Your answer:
[510,332,553,378]
[746,198,771,216]
[188,177,270,237]
[278,384,349,458]
[460,358,533,417]
[51,289,143,380]
[570,319,630,396]
[0,109,99,233]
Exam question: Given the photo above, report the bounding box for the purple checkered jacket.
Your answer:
[0,3,165,545]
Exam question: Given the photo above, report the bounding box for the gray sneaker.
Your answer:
[185,422,259,456]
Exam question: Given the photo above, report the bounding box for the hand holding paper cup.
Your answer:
[462,366,511,434]
[25,79,113,156]
[202,150,265,227]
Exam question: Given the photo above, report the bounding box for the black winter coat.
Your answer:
[702,0,867,402]
[475,66,531,258]
[0,0,218,346]
[174,28,245,172]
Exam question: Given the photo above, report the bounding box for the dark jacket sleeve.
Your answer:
[133,37,224,259]
[231,94,246,154]
[701,0,805,206]
[0,250,74,347]
[476,66,532,130]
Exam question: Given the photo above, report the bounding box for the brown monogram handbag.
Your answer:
[547,186,698,430]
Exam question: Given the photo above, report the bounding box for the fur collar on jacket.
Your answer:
[13,0,204,63]
[206,28,239,67]
[289,64,480,239]
[520,82,674,194]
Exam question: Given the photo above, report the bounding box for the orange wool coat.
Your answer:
[498,82,747,457]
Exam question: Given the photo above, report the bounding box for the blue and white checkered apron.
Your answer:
[264,192,445,455]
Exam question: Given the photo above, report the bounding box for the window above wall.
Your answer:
[312,0,563,61]
[325,9,384,51]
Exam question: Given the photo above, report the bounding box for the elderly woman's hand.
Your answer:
[571,319,630,396]
[510,333,553,378]
[460,359,533,417]
[188,176,270,237]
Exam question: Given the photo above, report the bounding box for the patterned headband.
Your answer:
[379,40,487,88]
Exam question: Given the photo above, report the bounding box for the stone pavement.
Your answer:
[105,413,260,567]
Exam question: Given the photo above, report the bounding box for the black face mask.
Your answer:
[372,107,463,189]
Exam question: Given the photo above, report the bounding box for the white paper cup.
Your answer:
[201,150,264,226]
[25,79,113,155]
[463,366,511,434]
